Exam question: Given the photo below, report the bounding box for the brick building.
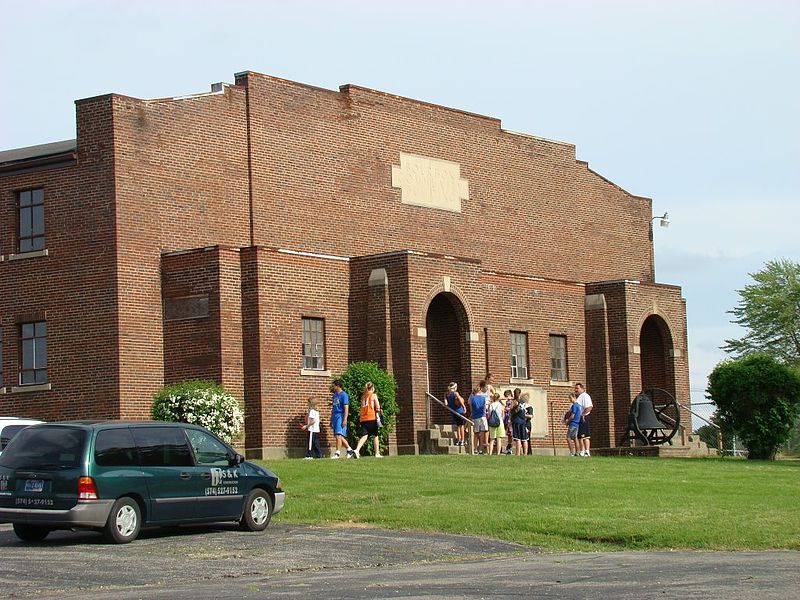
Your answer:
[0,71,689,457]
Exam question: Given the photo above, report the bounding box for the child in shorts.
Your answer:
[563,393,582,456]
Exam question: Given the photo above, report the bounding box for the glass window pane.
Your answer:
[35,322,46,337]
[21,371,34,385]
[35,338,47,368]
[35,370,48,384]
[22,339,34,369]
[20,207,32,237]
[32,236,45,251]
[19,238,32,253]
[22,324,34,338]
[32,205,44,236]
[32,188,44,204]
[95,429,139,467]
[19,190,31,207]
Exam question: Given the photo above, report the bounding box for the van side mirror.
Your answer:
[229,453,245,466]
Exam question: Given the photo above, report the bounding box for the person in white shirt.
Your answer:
[301,397,322,459]
[575,383,593,457]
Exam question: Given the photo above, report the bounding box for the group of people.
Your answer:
[300,379,384,459]
[446,375,535,455]
[301,375,594,459]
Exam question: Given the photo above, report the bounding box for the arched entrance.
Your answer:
[639,314,676,397]
[425,292,471,426]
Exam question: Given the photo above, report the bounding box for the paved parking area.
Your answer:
[1,523,797,599]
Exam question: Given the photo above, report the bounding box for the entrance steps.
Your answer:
[418,424,471,454]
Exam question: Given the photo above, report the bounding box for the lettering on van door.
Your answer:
[205,468,239,496]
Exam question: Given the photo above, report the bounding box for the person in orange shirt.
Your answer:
[353,382,383,458]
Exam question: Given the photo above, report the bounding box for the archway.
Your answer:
[425,292,471,426]
[639,314,676,397]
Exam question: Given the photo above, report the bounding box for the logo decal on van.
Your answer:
[206,468,240,496]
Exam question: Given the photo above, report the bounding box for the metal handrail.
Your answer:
[676,402,723,455]
[426,392,474,455]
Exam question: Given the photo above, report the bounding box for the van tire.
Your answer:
[104,496,141,544]
[13,523,50,542]
[239,488,273,531]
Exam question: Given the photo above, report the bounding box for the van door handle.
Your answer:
[201,472,211,480]
[179,472,191,480]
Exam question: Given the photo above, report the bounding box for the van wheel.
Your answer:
[104,497,141,544]
[13,523,50,542]
[239,488,273,531]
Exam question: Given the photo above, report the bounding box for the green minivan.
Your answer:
[0,421,284,544]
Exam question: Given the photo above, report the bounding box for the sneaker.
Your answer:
[584,452,591,457]
[347,449,356,459]
[375,454,383,458]
[304,456,313,460]
[353,450,360,459]
[579,451,587,457]
[570,452,577,456]
[331,452,341,459]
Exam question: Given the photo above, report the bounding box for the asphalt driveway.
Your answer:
[0,523,796,599]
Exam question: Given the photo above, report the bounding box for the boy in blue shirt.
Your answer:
[563,393,582,456]
[330,379,355,459]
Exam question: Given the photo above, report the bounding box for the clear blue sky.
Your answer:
[2,0,798,411]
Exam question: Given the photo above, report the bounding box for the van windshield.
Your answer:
[0,427,86,469]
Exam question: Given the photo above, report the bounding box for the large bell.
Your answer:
[633,393,666,429]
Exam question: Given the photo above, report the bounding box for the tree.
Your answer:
[337,362,399,455]
[722,259,800,365]
[707,354,800,460]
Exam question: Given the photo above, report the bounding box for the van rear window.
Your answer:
[0,427,86,469]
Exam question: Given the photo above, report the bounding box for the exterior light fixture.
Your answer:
[652,212,670,228]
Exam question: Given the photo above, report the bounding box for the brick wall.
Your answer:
[237,72,655,285]
[0,95,119,420]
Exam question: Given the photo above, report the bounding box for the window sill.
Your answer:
[0,387,6,394]
[10,383,52,393]
[510,377,535,385]
[300,369,331,378]
[549,380,573,387]
[6,249,49,261]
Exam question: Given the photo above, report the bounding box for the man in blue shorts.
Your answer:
[330,379,355,459]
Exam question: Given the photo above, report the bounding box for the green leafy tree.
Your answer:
[337,362,398,455]
[722,259,800,365]
[707,354,800,460]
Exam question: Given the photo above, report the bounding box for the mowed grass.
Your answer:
[260,455,800,552]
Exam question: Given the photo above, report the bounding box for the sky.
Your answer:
[1,0,798,416]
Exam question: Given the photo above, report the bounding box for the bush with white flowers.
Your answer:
[152,380,244,443]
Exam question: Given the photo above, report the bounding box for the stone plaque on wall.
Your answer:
[164,295,209,321]
[391,152,469,213]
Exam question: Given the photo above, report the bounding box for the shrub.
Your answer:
[152,379,244,443]
[337,362,398,455]
[707,354,800,460]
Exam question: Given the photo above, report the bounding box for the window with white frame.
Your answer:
[302,318,325,370]
[510,331,528,379]
[549,334,568,381]
[20,321,48,385]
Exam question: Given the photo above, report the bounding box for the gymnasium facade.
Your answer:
[0,72,689,457]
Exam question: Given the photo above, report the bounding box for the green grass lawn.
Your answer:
[260,455,800,552]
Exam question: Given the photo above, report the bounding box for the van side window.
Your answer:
[95,429,138,467]
[186,429,230,466]
[131,427,193,467]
